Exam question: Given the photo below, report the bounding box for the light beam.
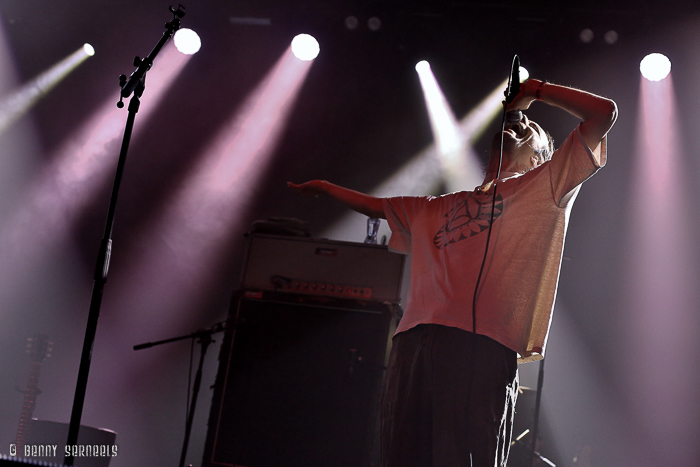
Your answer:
[0,41,192,314]
[618,73,700,466]
[323,79,507,242]
[105,45,314,343]
[0,44,94,134]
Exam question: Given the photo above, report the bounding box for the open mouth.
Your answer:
[506,125,522,137]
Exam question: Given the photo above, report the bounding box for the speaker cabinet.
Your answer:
[202,291,396,467]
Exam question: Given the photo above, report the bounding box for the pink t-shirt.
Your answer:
[383,126,606,362]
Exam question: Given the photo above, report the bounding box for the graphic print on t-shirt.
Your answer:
[433,193,503,249]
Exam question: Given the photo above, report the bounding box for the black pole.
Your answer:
[179,333,212,467]
[63,6,185,465]
[531,357,546,467]
[64,93,140,466]
[132,322,225,467]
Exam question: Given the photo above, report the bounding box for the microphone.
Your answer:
[506,110,522,123]
[504,55,520,104]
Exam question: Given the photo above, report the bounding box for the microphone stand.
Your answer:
[531,357,546,467]
[134,322,226,467]
[63,6,185,466]
[511,431,555,467]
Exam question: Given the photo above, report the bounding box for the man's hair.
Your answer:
[534,130,555,162]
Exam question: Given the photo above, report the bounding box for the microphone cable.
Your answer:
[470,55,520,335]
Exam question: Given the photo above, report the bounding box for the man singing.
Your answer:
[289,77,617,466]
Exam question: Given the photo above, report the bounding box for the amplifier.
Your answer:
[239,234,406,304]
[202,292,397,467]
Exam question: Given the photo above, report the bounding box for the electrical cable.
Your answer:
[471,56,518,334]
[461,56,518,460]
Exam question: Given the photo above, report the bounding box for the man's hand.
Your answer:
[505,79,543,111]
[506,78,617,152]
[287,180,327,197]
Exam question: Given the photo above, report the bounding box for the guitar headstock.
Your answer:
[26,334,52,362]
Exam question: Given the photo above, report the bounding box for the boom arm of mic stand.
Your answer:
[132,322,226,351]
[121,5,185,100]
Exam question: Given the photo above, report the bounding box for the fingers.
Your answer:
[287,181,310,194]
[505,78,543,111]
[287,180,323,197]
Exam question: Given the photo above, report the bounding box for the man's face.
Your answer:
[492,114,550,170]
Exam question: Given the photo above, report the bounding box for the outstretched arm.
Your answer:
[507,79,618,152]
[288,180,386,219]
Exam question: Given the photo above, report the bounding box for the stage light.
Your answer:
[0,41,192,297]
[104,43,314,343]
[0,44,96,134]
[174,28,201,55]
[618,71,698,466]
[368,17,382,32]
[580,28,594,44]
[323,78,507,241]
[345,16,359,30]
[415,60,430,73]
[640,53,671,81]
[291,34,319,61]
[519,66,529,82]
[414,58,465,190]
[604,30,618,45]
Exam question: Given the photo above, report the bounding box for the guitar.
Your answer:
[15,334,52,454]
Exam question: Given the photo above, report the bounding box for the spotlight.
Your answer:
[415,60,430,73]
[368,17,381,31]
[291,34,320,61]
[640,53,671,81]
[345,16,359,30]
[580,28,594,44]
[519,66,529,82]
[83,43,95,57]
[604,30,619,45]
[173,28,201,55]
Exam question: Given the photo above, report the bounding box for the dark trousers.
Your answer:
[380,324,519,467]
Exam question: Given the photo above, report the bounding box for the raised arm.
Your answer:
[507,79,618,152]
[288,180,386,219]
